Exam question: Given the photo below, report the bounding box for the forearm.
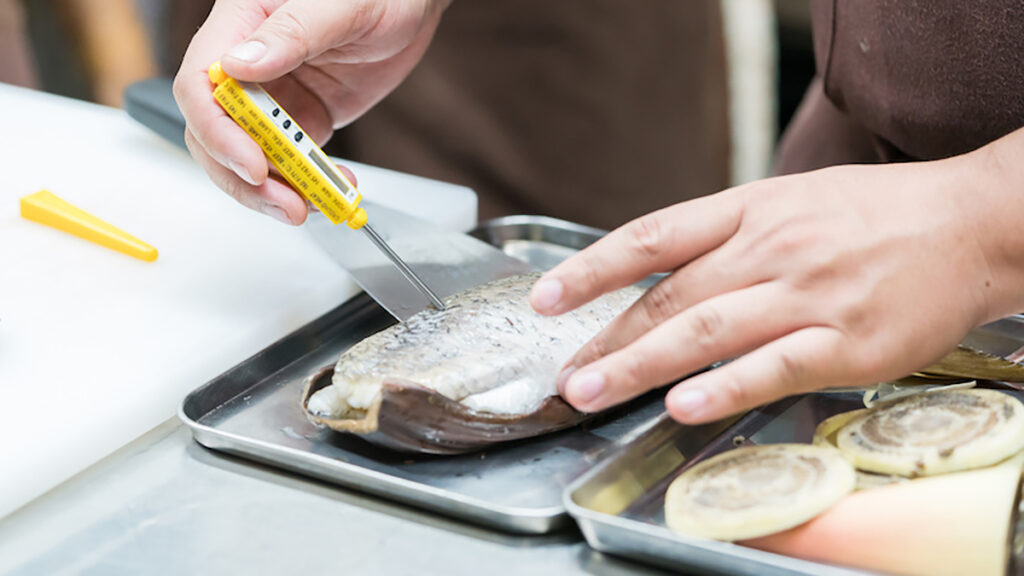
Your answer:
[953,127,1024,322]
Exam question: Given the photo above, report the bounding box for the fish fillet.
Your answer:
[303,273,643,453]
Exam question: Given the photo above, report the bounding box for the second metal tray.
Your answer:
[565,386,1024,575]
[180,215,666,534]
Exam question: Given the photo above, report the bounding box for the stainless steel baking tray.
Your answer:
[565,387,1024,576]
[180,215,667,534]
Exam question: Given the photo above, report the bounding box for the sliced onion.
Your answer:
[664,444,855,541]
[836,389,1024,477]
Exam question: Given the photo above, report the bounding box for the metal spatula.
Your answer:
[307,201,534,321]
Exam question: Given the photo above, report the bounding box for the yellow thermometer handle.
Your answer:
[208,62,367,229]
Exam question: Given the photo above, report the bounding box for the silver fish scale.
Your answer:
[330,273,643,415]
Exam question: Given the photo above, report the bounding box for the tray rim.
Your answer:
[177,215,619,534]
[469,214,608,239]
[561,394,988,576]
[180,406,566,521]
[564,499,868,576]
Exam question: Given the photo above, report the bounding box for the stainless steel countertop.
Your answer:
[0,419,675,576]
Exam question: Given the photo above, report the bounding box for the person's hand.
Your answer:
[173,0,449,224]
[530,150,1024,425]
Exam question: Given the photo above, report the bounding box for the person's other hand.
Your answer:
[173,0,449,224]
[531,156,1011,424]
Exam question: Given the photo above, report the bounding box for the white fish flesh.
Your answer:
[303,272,642,453]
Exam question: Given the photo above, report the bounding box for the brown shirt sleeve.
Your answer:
[780,0,1024,171]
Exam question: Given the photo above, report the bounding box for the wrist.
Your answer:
[951,128,1024,322]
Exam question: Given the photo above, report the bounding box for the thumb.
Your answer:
[220,0,386,82]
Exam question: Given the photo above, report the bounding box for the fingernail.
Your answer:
[567,371,604,404]
[227,40,266,63]
[532,278,563,312]
[228,160,258,185]
[263,204,292,225]
[670,388,707,415]
[555,365,577,395]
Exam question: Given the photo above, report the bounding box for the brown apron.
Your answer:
[325,0,730,229]
[778,0,1024,174]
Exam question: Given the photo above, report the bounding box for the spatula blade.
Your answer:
[306,201,534,321]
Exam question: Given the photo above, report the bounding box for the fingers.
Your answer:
[563,248,755,371]
[261,75,334,145]
[221,0,387,81]
[665,327,847,425]
[180,89,270,185]
[174,1,271,194]
[531,192,744,316]
[174,65,268,186]
[560,282,808,413]
[226,0,444,129]
[184,128,360,223]
[185,128,309,224]
[174,0,424,222]
[174,2,338,223]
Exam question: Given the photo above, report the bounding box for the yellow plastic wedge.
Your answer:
[20,190,158,262]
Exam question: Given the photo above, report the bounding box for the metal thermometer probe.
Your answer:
[207,62,446,312]
[360,223,445,311]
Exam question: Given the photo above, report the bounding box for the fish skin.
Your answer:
[307,272,643,419]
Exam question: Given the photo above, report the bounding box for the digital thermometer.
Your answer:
[207,62,445,311]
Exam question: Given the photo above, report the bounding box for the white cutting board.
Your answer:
[0,84,477,519]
